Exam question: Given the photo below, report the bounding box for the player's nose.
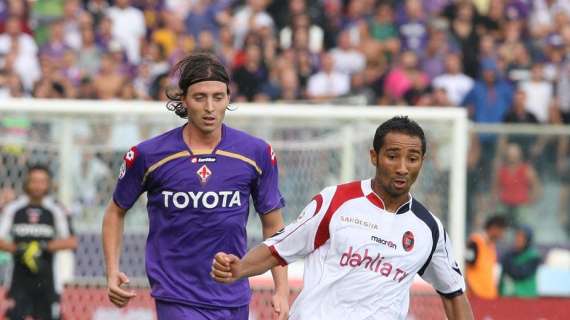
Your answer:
[395,159,409,175]
[204,97,215,112]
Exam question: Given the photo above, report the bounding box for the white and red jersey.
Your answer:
[264,179,465,320]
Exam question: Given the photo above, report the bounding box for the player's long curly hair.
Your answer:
[166,53,231,119]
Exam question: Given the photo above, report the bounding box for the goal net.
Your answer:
[0,99,467,319]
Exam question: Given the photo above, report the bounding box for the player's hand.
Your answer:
[210,252,241,284]
[107,271,137,308]
[271,291,290,320]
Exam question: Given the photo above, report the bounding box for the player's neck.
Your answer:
[184,123,222,151]
[371,179,409,213]
[28,196,43,206]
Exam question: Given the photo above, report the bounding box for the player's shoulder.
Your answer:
[315,180,362,202]
[224,125,269,149]
[409,197,444,232]
[222,125,275,163]
[41,197,69,215]
[137,126,183,153]
[2,196,29,214]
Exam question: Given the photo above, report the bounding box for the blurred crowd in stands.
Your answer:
[0,0,568,114]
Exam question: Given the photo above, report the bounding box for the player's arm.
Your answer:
[260,209,288,292]
[441,293,474,320]
[421,223,473,319]
[211,243,280,283]
[49,204,77,252]
[214,190,330,283]
[0,239,16,253]
[0,207,16,253]
[261,208,289,319]
[46,237,77,252]
[102,200,136,307]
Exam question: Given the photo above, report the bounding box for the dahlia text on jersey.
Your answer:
[339,246,409,283]
[161,190,241,209]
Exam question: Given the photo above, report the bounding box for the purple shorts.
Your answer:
[155,300,249,320]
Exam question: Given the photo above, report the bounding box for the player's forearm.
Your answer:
[47,236,78,252]
[237,244,280,279]
[441,293,474,320]
[261,209,289,293]
[0,239,16,253]
[102,201,127,276]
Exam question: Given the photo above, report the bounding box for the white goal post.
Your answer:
[0,98,468,268]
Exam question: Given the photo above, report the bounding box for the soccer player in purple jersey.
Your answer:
[102,53,289,319]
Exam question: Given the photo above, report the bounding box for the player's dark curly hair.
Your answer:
[373,116,426,155]
[166,53,230,119]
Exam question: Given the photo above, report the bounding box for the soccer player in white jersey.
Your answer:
[211,116,474,319]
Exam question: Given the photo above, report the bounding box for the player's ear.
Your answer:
[369,149,378,167]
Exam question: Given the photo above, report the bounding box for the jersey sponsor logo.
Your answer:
[268,144,277,165]
[13,223,55,238]
[340,215,379,230]
[26,208,41,224]
[371,235,397,250]
[402,231,415,252]
[196,165,212,184]
[161,190,241,209]
[191,157,217,164]
[339,246,410,283]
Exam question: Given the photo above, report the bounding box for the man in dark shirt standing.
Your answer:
[0,165,77,320]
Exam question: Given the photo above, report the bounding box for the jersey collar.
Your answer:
[361,179,412,214]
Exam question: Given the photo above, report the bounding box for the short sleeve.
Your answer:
[112,146,146,210]
[263,192,327,266]
[52,205,72,238]
[0,205,15,239]
[251,143,285,215]
[421,228,466,298]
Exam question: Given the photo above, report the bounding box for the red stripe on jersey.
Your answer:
[314,181,363,249]
[312,194,323,217]
[268,245,288,266]
[366,193,385,209]
[270,195,324,247]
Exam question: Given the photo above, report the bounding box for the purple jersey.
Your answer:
[112,124,285,308]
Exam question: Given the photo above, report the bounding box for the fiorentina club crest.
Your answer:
[197,164,212,184]
[26,208,41,224]
[402,231,415,252]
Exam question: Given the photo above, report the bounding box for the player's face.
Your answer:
[26,170,51,200]
[370,132,424,199]
[184,81,229,135]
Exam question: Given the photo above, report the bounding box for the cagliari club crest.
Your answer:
[197,164,212,184]
[402,231,415,252]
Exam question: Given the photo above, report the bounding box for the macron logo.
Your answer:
[339,246,409,283]
[371,235,397,250]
